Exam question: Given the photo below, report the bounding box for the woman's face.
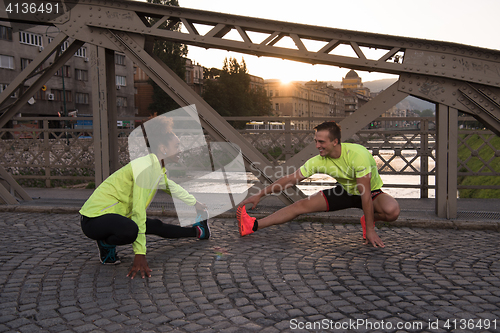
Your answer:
[159,135,181,163]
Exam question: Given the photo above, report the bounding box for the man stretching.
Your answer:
[237,121,400,247]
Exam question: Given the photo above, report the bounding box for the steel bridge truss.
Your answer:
[1,0,500,218]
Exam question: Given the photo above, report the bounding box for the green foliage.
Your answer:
[147,0,188,115]
[413,109,435,117]
[457,134,500,198]
[202,57,273,123]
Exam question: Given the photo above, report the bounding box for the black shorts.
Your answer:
[321,185,383,212]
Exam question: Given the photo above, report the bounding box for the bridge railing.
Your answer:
[0,116,498,198]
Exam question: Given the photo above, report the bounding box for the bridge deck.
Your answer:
[5,187,499,231]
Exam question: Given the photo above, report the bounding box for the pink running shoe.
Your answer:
[236,205,256,236]
[360,215,366,240]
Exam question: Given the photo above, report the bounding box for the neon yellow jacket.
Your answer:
[79,154,196,255]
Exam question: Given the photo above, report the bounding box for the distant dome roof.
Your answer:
[345,70,359,78]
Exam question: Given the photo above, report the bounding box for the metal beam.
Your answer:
[398,74,500,135]
[435,104,458,219]
[90,45,111,186]
[39,0,499,89]
[0,34,79,128]
[0,165,32,204]
[100,29,305,204]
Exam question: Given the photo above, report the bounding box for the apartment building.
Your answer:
[304,81,345,117]
[0,23,135,122]
[264,80,331,130]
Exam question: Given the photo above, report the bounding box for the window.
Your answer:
[0,83,16,98]
[55,65,71,77]
[52,89,72,102]
[75,69,88,81]
[19,31,43,47]
[115,75,126,86]
[20,58,32,70]
[117,96,127,107]
[0,26,12,41]
[48,38,70,52]
[33,88,46,100]
[75,47,87,58]
[75,92,89,104]
[115,53,125,65]
[0,55,14,69]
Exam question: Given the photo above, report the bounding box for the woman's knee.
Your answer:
[121,223,139,243]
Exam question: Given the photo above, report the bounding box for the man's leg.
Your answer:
[241,191,328,233]
[372,193,400,222]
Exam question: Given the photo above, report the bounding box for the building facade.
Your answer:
[304,81,345,117]
[0,23,136,122]
[341,69,370,97]
[264,80,331,130]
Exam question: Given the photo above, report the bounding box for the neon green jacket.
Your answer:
[79,154,196,255]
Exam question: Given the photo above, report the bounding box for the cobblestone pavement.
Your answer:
[1,212,500,333]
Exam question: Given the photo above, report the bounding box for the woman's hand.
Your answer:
[195,201,207,211]
[127,254,152,279]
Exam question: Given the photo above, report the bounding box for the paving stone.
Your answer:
[1,213,500,332]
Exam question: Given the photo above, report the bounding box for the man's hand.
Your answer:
[238,194,261,210]
[364,229,385,248]
[127,254,152,279]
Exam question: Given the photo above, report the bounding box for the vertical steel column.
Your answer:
[43,119,51,188]
[435,104,458,219]
[448,109,458,219]
[420,118,429,198]
[105,49,120,174]
[91,46,110,186]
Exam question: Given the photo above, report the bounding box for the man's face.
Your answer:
[314,130,337,157]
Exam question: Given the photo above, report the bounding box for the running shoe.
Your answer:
[96,240,121,264]
[194,209,210,240]
[360,215,366,240]
[236,205,256,237]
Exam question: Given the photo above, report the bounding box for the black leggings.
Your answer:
[80,214,197,245]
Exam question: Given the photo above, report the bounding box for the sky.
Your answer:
[175,0,500,84]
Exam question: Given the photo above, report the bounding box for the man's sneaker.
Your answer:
[360,215,366,240]
[194,209,210,240]
[96,240,120,264]
[236,205,256,237]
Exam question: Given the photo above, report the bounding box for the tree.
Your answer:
[202,57,272,120]
[146,0,188,115]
